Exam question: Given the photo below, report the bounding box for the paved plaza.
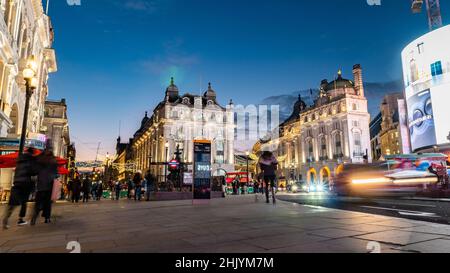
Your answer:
[1,195,450,253]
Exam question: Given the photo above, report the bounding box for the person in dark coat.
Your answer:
[144,172,156,201]
[96,181,103,201]
[31,146,58,225]
[81,177,91,202]
[127,178,134,199]
[71,177,81,203]
[133,172,143,201]
[2,148,38,229]
[115,181,122,200]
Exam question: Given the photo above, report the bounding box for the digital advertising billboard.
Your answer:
[401,25,450,152]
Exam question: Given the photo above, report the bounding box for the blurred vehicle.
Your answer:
[334,153,448,197]
[288,181,308,193]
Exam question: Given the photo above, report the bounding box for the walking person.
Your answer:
[127,178,134,200]
[71,177,81,203]
[133,172,143,201]
[2,148,38,229]
[258,151,279,204]
[31,145,58,225]
[144,172,155,201]
[91,181,98,201]
[81,177,91,203]
[115,181,122,200]
[97,181,103,201]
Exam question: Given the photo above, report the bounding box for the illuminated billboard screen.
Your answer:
[401,25,450,151]
[407,89,436,151]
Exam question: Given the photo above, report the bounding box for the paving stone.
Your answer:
[355,230,444,246]
[307,228,370,239]
[399,238,450,253]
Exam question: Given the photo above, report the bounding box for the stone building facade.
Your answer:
[370,93,410,161]
[255,65,372,188]
[127,78,235,184]
[0,0,57,192]
[41,99,70,158]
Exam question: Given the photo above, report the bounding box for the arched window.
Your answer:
[334,133,342,157]
[307,139,314,162]
[353,132,362,156]
[320,137,327,160]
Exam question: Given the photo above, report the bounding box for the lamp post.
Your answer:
[19,56,38,155]
[245,151,250,183]
[164,142,169,184]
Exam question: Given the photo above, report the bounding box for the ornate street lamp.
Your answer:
[19,56,38,155]
[245,151,250,184]
[164,142,169,184]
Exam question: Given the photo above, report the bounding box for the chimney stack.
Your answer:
[352,64,364,97]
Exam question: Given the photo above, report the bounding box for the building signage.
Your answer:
[401,25,450,151]
[193,140,212,200]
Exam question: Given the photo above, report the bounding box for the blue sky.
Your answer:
[47,0,450,161]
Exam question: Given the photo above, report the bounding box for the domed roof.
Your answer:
[284,95,307,123]
[203,82,216,98]
[324,70,354,91]
[166,77,179,93]
[141,111,149,128]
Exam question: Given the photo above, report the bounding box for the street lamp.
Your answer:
[19,56,38,155]
[164,142,169,184]
[245,151,250,184]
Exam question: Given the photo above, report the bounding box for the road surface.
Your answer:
[277,192,450,225]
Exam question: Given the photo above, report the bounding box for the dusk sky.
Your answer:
[47,0,450,161]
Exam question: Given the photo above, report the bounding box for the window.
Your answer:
[320,137,327,160]
[352,120,359,127]
[354,132,362,156]
[431,61,443,77]
[307,139,314,161]
[334,134,342,156]
[352,103,358,111]
[215,140,224,164]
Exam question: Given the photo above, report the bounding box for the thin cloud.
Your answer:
[140,38,199,75]
[123,0,158,13]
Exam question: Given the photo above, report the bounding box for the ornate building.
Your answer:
[0,0,57,192]
[127,78,235,184]
[41,99,70,158]
[254,65,372,188]
[370,93,410,161]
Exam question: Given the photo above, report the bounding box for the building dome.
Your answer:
[166,77,179,93]
[165,77,179,101]
[203,82,216,99]
[324,70,354,92]
[141,111,149,128]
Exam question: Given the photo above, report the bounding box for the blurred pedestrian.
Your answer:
[97,181,103,201]
[115,181,122,200]
[31,145,58,225]
[71,177,81,203]
[133,172,143,201]
[258,151,278,204]
[127,178,134,200]
[145,171,156,201]
[91,181,98,200]
[2,148,38,229]
[81,176,91,203]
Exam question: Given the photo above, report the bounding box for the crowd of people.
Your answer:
[2,148,279,229]
[62,171,158,204]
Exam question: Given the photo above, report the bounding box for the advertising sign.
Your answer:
[401,25,450,151]
[408,89,436,151]
[193,140,212,200]
[183,172,193,185]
